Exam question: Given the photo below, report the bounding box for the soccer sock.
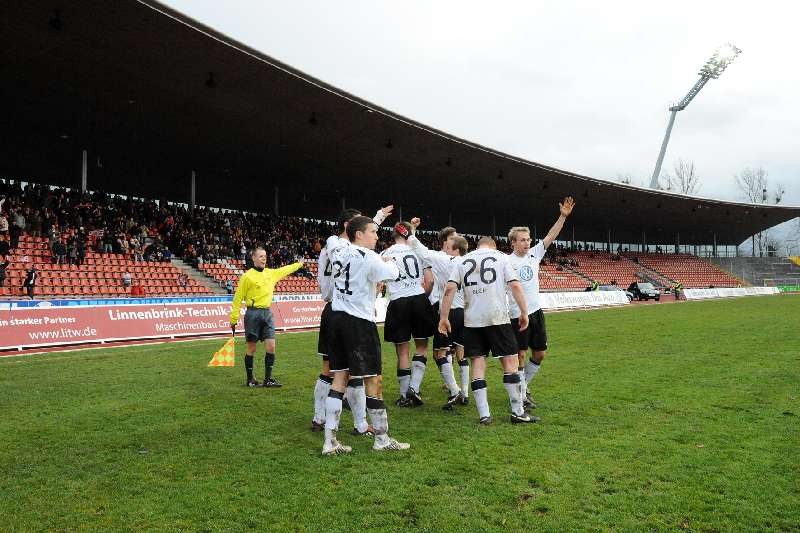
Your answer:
[459,358,470,397]
[313,374,333,424]
[245,354,254,381]
[503,372,524,416]
[471,379,490,419]
[264,352,275,380]
[524,358,541,392]
[409,354,427,394]
[324,390,344,445]
[366,396,389,446]
[397,367,411,397]
[435,356,460,396]
[347,378,368,433]
[517,365,527,399]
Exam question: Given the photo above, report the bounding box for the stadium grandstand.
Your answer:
[1,0,799,303]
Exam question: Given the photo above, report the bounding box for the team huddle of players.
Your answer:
[312,198,575,455]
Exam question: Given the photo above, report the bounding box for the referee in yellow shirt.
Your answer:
[230,247,303,387]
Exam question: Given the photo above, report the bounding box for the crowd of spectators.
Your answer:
[0,178,682,284]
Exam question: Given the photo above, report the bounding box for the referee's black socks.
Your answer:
[245,354,254,380]
[264,352,276,380]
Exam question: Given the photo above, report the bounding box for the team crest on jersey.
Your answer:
[519,265,534,281]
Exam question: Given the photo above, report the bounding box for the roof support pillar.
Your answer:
[676,232,680,254]
[81,149,88,193]
[448,212,452,227]
[491,215,496,237]
[189,170,196,213]
[274,186,279,216]
[607,228,611,252]
[398,205,402,222]
[713,233,717,257]
[571,225,575,249]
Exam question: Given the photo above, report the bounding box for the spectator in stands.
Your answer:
[118,233,129,255]
[225,279,234,294]
[52,239,67,264]
[9,217,22,250]
[22,265,37,299]
[0,237,9,257]
[122,270,132,288]
[29,210,42,237]
[76,237,86,266]
[67,239,78,265]
[178,273,188,288]
[0,210,7,236]
[102,232,114,253]
[0,257,9,287]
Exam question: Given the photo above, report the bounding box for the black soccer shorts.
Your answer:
[383,293,436,343]
[510,308,548,352]
[328,310,382,378]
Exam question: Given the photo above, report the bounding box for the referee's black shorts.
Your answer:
[432,303,465,350]
[328,310,382,378]
[316,301,333,360]
[244,308,275,342]
[463,324,518,359]
[384,293,436,343]
[510,309,548,352]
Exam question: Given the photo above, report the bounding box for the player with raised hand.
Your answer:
[506,196,574,411]
[380,221,435,407]
[312,205,393,436]
[407,217,469,409]
[322,215,410,455]
[439,237,535,425]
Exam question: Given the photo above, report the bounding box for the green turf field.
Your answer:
[1,295,798,531]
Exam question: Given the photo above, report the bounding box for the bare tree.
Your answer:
[671,159,701,194]
[735,166,785,256]
[616,173,634,185]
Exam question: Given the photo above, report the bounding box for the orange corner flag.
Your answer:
[208,337,236,367]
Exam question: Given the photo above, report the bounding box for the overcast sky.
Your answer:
[164,0,799,238]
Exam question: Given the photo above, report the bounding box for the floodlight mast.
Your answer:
[649,44,741,189]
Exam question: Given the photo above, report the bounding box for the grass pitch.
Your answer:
[1,295,798,531]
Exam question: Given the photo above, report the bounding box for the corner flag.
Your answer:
[208,337,235,367]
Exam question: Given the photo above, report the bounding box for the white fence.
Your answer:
[683,287,780,300]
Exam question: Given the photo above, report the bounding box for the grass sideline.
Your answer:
[1,295,798,531]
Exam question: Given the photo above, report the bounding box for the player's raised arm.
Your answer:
[373,204,394,225]
[542,196,575,248]
[406,217,435,260]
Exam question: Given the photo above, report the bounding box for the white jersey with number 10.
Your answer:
[380,243,427,301]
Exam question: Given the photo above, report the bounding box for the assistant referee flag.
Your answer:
[208,337,236,367]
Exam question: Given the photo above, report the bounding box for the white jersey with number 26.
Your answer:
[448,248,517,328]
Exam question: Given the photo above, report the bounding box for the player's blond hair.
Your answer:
[477,236,496,249]
[451,235,468,256]
[251,246,266,256]
[508,226,531,242]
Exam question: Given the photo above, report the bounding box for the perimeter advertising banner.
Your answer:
[0,295,327,351]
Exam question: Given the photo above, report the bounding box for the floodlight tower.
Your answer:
[649,44,741,189]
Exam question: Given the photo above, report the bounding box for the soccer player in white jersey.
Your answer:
[380,222,436,407]
[506,197,575,411]
[439,237,535,424]
[322,215,410,455]
[406,218,470,409]
[313,206,392,436]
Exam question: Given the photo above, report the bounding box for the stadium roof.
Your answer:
[2,0,798,245]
